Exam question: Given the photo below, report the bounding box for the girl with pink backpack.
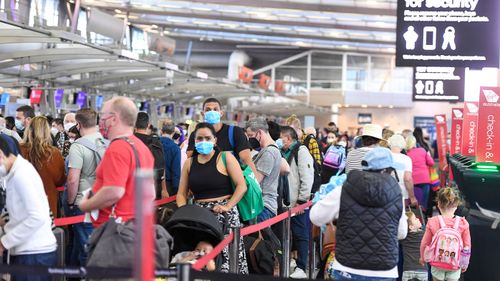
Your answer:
[420,188,471,281]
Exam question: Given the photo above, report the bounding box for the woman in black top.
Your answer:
[177,123,248,273]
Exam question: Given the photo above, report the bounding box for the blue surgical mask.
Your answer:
[204,111,221,125]
[15,119,24,131]
[275,139,284,150]
[195,141,214,155]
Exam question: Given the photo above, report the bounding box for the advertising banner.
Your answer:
[54,89,64,108]
[396,0,499,67]
[75,92,87,108]
[460,102,479,156]
[450,108,464,155]
[30,87,43,105]
[434,114,448,169]
[476,87,500,163]
[413,67,464,101]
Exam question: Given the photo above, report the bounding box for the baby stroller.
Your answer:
[163,205,224,264]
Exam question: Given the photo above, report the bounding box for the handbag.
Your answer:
[429,166,441,191]
[221,152,264,222]
[86,137,173,268]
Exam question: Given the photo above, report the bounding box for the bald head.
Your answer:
[105,96,138,127]
[64,113,76,124]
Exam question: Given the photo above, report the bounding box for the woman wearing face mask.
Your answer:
[61,125,81,158]
[176,122,248,274]
[321,132,348,184]
[20,116,66,217]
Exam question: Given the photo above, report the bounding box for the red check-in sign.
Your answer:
[461,102,479,156]
[476,87,500,163]
[450,108,464,155]
[434,114,448,169]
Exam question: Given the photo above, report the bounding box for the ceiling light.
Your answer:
[168,18,188,23]
[114,9,122,14]
[361,104,368,108]
[219,23,239,28]
[219,9,241,13]
[160,4,183,9]
[295,41,306,46]
[151,24,158,29]
[251,38,259,42]
[114,14,126,18]
[389,105,394,108]
[341,44,349,48]
[277,13,302,18]
[128,15,139,19]
[271,26,291,31]
[193,20,211,25]
[306,14,331,20]
[245,24,267,29]
[377,104,382,108]
[164,30,170,34]
[345,104,350,108]
[296,28,316,33]
[192,7,212,12]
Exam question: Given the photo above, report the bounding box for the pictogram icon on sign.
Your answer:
[466,102,479,113]
[404,26,419,50]
[484,90,499,103]
[423,26,437,50]
[442,26,457,50]
[453,109,463,118]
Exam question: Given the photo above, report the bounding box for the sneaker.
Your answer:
[290,267,307,279]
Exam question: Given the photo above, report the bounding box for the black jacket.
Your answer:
[335,170,403,270]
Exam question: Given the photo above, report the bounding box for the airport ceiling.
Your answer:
[82,0,397,55]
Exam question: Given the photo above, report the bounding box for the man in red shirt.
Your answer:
[79,97,154,227]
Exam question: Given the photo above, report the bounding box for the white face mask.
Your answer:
[51,127,59,136]
[337,141,347,147]
[64,122,76,132]
[0,165,7,178]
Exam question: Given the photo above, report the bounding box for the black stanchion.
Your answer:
[177,263,191,281]
[229,226,240,274]
[281,207,291,278]
[307,222,315,279]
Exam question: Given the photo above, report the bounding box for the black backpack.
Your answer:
[244,230,280,275]
[288,144,322,195]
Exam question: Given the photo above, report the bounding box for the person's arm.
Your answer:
[420,220,435,263]
[161,174,169,198]
[213,152,247,213]
[176,159,191,207]
[253,150,273,184]
[0,178,47,251]
[310,186,342,226]
[309,139,322,166]
[238,149,258,176]
[280,158,290,176]
[79,186,125,212]
[297,147,314,203]
[404,171,417,206]
[67,168,81,205]
[53,150,67,187]
[425,150,435,167]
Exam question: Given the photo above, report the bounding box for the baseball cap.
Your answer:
[362,147,404,171]
[362,124,383,140]
[388,134,406,149]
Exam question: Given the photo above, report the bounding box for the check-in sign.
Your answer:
[460,102,479,156]
[476,87,500,163]
[396,0,499,67]
[450,108,464,155]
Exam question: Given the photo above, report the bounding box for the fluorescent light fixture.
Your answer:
[192,7,212,12]
[296,28,316,33]
[0,59,14,63]
[219,9,241,13]
[164,30,170,34]
[306,14,331,20]
[271,26,291,31]
[345,104,350,108]
[277,13,302,18]
[251,38,259,42]
[128,15,139,19]
[151,24,158,29]
[245,24,267,29]
[161,4,184,9]
[219,23,239,28]
[377,105,382,108]
[114,14,126,18]
[114,9,122,14]
[361,104,368,108]
[168,18,188,23]
[389,105,394,108]
[341,44,349,48]
[193,20,211,25]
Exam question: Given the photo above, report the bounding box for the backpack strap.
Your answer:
[75,137,106,167]
[453,216,461,230]
[437,215,447,229]
[228,125,235,151]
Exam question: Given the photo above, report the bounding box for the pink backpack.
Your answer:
[424,216,463,270]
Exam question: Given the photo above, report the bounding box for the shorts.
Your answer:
[431,266,461,280]
[402,270,428,281]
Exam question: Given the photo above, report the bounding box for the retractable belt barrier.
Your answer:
[192,201,312,271]
[53,195,177,227]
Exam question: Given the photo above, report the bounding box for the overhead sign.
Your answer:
[238,66,253,84]
[413,67,464,101]
[30,87,43,105]
[258,74,271,90]
[450,107,464,155]
[434,114,449,169]
[476,87,500,163]
[358,113,372,125]
[54,89,64,108]
[460,101,479,156]
[396,0,499,67]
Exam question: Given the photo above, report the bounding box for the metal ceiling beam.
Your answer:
[136,22,392,45]
[184,0,396,16]
[0,48,108,61]
[96,7,394,32]
[0,54,116,69]
[71,70,168,87]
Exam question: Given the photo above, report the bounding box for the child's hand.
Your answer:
[419,257,425,266]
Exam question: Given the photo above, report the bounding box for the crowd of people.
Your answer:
[0,96,471,281]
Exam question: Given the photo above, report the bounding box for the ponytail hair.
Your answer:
[436,187,462,209]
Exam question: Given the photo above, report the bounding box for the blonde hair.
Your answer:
[23,116,54,169]
[406,135,417,150]
[286,114,301,129]
[436,187,462,209]
[406,211,416,225]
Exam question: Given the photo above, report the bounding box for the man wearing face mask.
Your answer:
[79,97,155,227]
[0,136,57,280]
[159,119,181,196]
[63,113,77,132]
[278,126,314,279]
[187,98,257,175]
[245,117,281,222]
[52,118,68,153]
[15,105,35,139]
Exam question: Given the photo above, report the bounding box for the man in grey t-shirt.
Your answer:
[246,117,281,222]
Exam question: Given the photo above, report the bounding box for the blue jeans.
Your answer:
[257,207,276,223]
[291,211,309,271]
[11,251,57,281]
[66,206,93,266]
[333,270,396,281]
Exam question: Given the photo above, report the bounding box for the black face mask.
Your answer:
[249,137,260,150]
[173,133,181,140]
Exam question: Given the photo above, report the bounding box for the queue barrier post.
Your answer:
[308,218,316,279]
[229,226,240,274]
[281,207,291,278]
[177,263,191,281]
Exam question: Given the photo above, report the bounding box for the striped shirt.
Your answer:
[345,147,373,174]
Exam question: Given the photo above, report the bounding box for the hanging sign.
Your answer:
[450,107,464,155]
[476,87,500,163]
[238,66,253,84]
[413,67,464,101]
[258,74,271,90]
[434,114,449,169]
[460,102,479,156]
[396,0,500,67]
